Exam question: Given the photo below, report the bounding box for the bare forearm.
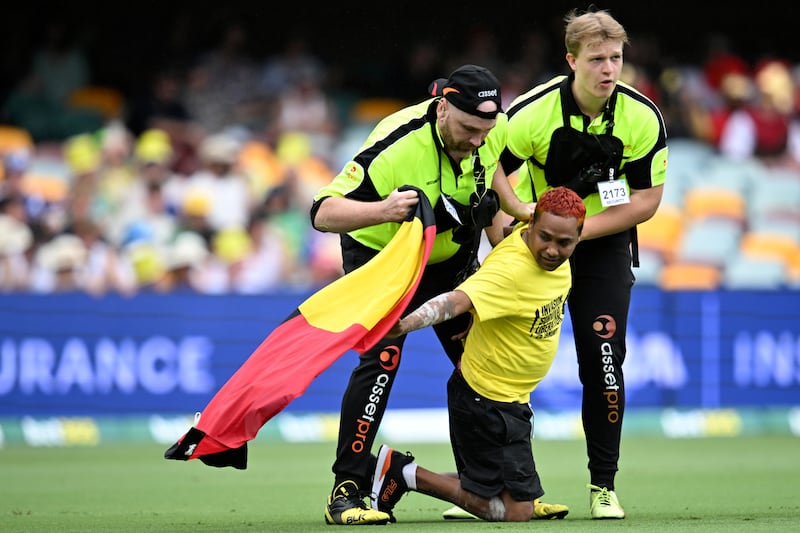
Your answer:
[491,167,534,222]
[313,196,391,233]
[313,189,420,233]
[484,209,506,247]
[393,290,473,336]
[401,293,458,334]
[581,185,663,240]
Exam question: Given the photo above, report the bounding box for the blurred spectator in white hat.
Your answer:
[70,218,137,296]
[180,132,252,232]
[29,233,88,293]
[92,122,136,226]
[153,231,212,293]
[0,214,34,292]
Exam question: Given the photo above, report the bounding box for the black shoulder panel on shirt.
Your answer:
[614,84,668,138]
[505,79,562,118]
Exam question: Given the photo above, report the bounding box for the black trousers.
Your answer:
[568,230,635,490]
[448,370,543,501]
[332,236,471,489]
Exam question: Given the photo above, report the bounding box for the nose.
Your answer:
[544,244,561,259]
[469,133,487,148]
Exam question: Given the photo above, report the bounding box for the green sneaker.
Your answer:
[442,498,568,520]
[588,484,626,519]
[324,480,391,525]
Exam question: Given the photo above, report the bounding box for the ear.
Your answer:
[565,53,577,71]
[436,97,449,120]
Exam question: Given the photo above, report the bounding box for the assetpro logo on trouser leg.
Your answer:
[582,312,626,484]
[350,343,402,455]
[592,314,624,424]
[335,340,403,484]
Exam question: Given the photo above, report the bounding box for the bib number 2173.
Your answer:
[598,178,630,207]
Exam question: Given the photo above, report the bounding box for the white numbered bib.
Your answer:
[598,178,630,207]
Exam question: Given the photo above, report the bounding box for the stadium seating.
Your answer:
[349,98,406,125]
[634,248,664,286]
[658,262,721,291]
[0,125,34,154]
[636,203,683,263]
[698,156,762,195]
[722,254,787,290]
[67,85,126,120]
[739,231,800,284]
[683,186,747,225]
[658,141,800,291]
[2,118,799,293]
[748,168,800,226]
[675,218,743,267]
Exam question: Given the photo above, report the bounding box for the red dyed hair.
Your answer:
[532,186,586,229]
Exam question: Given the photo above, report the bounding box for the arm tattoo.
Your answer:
[401,293,457,333]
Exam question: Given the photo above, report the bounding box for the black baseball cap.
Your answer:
[428,64,502,119]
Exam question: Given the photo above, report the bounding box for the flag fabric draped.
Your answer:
[164,186,436,469]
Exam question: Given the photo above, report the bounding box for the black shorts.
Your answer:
[447,370,543,501]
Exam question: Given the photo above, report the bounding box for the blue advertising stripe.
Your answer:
[0,289,799,416]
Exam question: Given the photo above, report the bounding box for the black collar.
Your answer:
[559,72,617,134]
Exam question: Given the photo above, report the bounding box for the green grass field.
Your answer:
[1,435,798,532]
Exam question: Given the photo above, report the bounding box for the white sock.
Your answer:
[487,496,505,521]
[402,463,417,490]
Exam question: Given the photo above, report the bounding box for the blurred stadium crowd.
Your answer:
[0,10,799,294]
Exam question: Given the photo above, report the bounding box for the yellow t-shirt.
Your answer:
[457,224,572,403]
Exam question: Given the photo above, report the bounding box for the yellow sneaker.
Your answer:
[588,484,626,519]
[533,498,569,519]
[442,498,568,520]
[324,480,391,525]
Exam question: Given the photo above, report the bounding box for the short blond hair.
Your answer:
[564,8,628,57]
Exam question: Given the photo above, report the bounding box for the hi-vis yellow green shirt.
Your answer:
[457,223,571,403]
[504,74,668,218]
[314,98,507,264]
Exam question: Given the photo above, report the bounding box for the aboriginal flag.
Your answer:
[164,186,435,469]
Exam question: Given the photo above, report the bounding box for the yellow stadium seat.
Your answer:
[740,231,800,282]
[238,140,284,195]
[683,186,746,223]
[21,174,69,202]
[0,125,33,154]
[67,85,125,120]
[350,98,406,124]
[659,262,721,291]
[637,204,684,262]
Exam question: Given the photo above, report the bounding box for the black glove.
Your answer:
[453,256,480,286]
[563,163,605,199]
[470,189,500,228]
